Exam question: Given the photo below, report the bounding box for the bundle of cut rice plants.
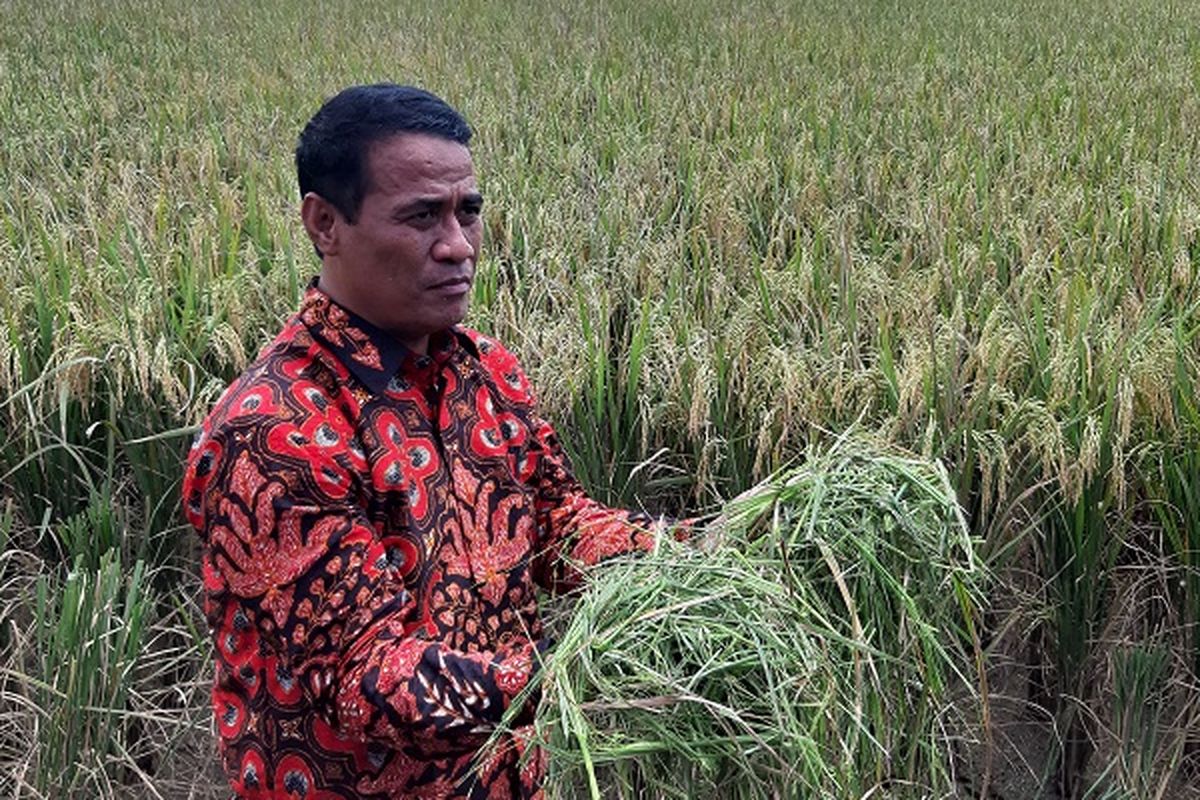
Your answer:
[531,434,986,799]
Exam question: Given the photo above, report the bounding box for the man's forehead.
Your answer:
[366,133,475,190]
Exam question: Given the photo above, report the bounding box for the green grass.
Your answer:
[525,436,985,799]
[1,0,1199,796]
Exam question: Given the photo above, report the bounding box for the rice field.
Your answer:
[1,0,1198,796]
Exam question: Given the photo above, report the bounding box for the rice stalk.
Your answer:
[525,435,985,799]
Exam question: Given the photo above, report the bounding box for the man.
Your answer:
[182,84,673,799]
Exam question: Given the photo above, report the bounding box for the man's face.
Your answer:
[312,133,483,352]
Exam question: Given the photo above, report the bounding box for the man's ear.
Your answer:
[300,192,343,257]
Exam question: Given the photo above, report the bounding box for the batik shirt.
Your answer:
[183,283,664,799]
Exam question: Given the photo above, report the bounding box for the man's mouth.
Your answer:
[428,276,472,290]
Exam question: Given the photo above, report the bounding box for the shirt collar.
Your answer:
[298,278,463,396]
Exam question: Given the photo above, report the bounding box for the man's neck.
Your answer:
[316,274,430,355]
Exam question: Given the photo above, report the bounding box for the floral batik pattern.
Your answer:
[184,281,666,799]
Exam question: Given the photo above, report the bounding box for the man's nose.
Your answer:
[432,217,475,263]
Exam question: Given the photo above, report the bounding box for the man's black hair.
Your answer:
[296,84,472,224]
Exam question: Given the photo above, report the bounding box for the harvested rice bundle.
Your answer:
[532,436,986,799]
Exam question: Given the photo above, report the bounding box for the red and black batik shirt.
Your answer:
[183,283,663,799]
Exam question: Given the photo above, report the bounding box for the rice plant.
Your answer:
[529,436,986,799]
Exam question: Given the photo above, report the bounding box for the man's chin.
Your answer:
[442,297,471,327]
[422,308,471,338]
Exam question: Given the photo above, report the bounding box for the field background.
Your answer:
[2,0,1199,797]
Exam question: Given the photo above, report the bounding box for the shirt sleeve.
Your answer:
[473,336,679,591]
[184,413,544,759]
[523,411,670,591]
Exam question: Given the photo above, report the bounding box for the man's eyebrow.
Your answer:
[392,198,440,215]
[392,193,484,215]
